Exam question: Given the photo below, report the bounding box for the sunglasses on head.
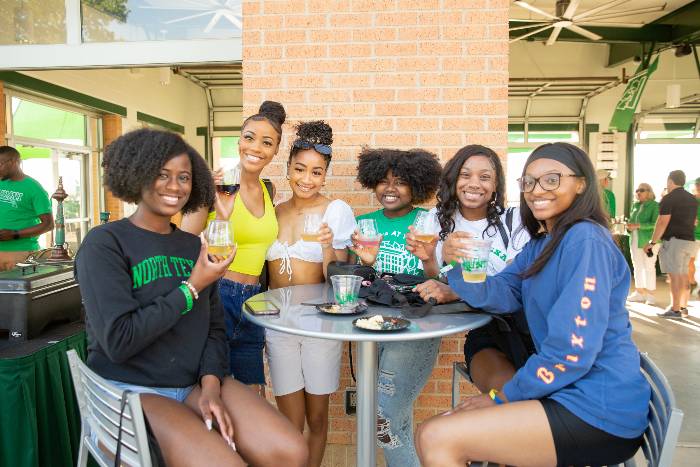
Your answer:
[293,139,332,156]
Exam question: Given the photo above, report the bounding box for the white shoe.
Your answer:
[627,291,645,302]
[645,296,656,306]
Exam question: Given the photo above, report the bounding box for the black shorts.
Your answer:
[540,398,643,467]
[464,313,536,374]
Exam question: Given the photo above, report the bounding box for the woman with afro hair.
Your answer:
[182,101,286,396]
[75,128,307,466]
[350,147,442,467]
[264,120,356,467]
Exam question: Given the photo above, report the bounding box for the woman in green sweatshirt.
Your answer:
[626,182,660,305]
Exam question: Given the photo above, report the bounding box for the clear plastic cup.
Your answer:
[460,238,492,283]
[357,218,381,248]
[301,213,323,242]
[330,275,363,310]
[412,211,436,243]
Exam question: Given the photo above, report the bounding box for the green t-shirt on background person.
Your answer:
[356,207,424,275]
[603,188,616,219]
[0,177,52,251]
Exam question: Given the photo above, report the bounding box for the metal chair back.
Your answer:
[67,349,152,467]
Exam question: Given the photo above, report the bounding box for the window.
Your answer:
[81,0,242,42]
[7,94,98,252]
[0,0,66,45]
[213,135,239,171]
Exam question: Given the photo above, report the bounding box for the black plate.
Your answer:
[352,315,411,332]
[315,302,368,315]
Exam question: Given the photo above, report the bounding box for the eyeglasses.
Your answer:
[517,173,580,193]
[292,139,332,156]
[635,188,648,193]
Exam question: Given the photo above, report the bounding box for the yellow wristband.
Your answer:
[489,388,504,405]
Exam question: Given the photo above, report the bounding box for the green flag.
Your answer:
[609,56,659,132]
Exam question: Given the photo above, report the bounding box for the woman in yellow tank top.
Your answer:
[182,101,285,395]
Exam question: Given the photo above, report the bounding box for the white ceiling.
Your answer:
[510,0,695,26]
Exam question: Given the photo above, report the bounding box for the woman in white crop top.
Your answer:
[265,121,355,467]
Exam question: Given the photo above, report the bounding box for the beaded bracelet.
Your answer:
[181,280,199,300]
[178,284,194,315]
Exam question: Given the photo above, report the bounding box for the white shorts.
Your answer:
[265,329,343,396]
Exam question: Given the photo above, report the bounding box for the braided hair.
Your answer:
[436,145,505,241]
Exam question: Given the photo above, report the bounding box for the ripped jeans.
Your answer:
[377,337,441,467]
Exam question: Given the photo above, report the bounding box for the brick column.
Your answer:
[243,0,509,445]
[102,114,124,220]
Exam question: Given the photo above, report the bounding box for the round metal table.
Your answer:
[244,283,492,467]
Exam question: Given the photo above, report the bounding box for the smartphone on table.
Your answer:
[245,300,280,315]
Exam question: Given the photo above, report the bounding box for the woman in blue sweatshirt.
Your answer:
[415,143,650,467]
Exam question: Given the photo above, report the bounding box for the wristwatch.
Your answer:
[648,240,657,246]
[12,231,20,240]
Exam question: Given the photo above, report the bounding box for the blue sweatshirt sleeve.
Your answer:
[446,242,530,313]
[503,236,611,402]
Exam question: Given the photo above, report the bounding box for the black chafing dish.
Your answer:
[0,262,82,341]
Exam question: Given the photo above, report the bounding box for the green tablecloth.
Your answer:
[0,322,87,467]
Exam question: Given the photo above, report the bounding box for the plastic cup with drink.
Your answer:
[411,211,437,243]
[205,220,234,258]
[356,219,382,248]
[459,238,491,283]
[330,275,363,311]
[301,213,323,242]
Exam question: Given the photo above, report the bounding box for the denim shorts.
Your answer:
[219,278,265,385]
[106,379,194,403]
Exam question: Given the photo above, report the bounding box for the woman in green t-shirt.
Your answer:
[350,147,441,467]
[625,182,660,305]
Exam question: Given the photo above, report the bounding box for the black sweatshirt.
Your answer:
[75,218,228,387]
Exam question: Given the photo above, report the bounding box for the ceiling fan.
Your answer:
[510,0,667,45]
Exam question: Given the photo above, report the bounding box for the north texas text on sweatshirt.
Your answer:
[75,219,228,387]
[448,221,650,438]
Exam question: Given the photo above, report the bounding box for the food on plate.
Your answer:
[354,314,384,330]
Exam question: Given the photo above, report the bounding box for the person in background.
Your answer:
[626,183,660,306]
[350,147,442,467]
[416,142,650,467]
[410,144,531,396]
[76,129,307,467]
[181,101,286,394]
[597,169,616,219]
[644,170,699,319]
[0,145,54,270]
[264,121,355,467]
[689,176,700,296]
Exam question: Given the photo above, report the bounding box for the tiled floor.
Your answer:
[319,281,700,467]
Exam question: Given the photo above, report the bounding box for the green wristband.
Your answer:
[178,284,194,315]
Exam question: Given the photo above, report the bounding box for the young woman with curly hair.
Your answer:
[415,143,650,467]
[182,101,286,395]
[350,147,442,467]
[75,129,307,467]
[264,121,355,467]
[409,144,532,396]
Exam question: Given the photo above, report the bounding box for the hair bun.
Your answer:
[295,120,333,146]
[259,101,286,127]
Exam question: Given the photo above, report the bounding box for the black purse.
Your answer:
[326,261,377,282]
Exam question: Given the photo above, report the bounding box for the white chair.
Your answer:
[67,349,152,467]
[451,353,683,467]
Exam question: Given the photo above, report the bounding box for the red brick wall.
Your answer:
[243,0,509,445]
